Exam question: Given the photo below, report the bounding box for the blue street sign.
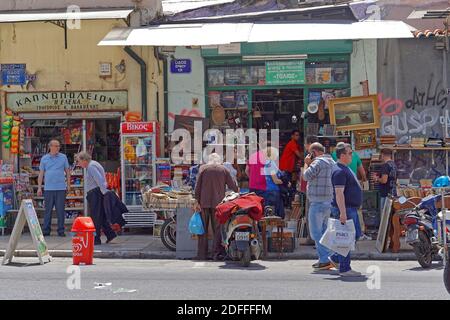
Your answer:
[1,64,26,85]
[170,59,191,74]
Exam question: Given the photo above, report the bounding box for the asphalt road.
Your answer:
[0,258,449,300]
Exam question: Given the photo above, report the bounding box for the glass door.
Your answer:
[122,133,155,206]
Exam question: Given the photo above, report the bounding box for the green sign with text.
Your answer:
[265,60,305,85]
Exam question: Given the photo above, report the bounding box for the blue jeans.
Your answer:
[250,189,266,197]
[43,190,66,235]
[330,207,361,273]
[264,190,285,219]
[308,201,332,263]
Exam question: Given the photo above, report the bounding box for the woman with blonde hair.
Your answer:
[263,146,285,218]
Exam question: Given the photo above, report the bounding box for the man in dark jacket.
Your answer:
[103,191,127,232]
[194,153,238,261]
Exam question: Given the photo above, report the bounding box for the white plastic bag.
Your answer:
[319,218,356,257]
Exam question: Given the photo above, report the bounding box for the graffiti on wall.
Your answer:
[395,149,447,181]
[168,108,203,120]
[379,74,449,143]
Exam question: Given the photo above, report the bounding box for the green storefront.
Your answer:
[202,40,353,150]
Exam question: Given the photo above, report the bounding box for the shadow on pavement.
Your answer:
[324,275,369,282]
[406,264,444,272]
[2,262,43,267]
[219,261,267,271]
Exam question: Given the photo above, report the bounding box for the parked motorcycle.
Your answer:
[222,207,263,267]
[402,194,449,268]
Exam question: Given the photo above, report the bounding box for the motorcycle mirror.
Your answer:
[398,196,407,205]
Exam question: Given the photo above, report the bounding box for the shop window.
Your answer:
[305,61,349,85]
[207,65,265,87]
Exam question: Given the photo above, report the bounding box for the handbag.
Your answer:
[188,211,205,235]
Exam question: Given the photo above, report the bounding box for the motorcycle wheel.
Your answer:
[240,247,251,267]
[444,259,450,294]
[160,218,176,251]
[412,231,433,268]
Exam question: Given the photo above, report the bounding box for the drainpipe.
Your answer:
[124,46,148,121]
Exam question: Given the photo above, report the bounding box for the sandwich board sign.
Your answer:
[2,199,51,265]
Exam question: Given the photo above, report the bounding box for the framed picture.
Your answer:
[376,197,393,253]
[354,129,377,150]
[329,95,380,131]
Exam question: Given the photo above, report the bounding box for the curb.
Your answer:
[0,250,177,260]
[0,249,418,261]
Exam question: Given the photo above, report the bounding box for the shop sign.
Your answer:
[265,60,305,85]
[1,64,26,85]
[170,59,191,74]
[6,90,128,113]
[121,122,154,134]
[218,43,241,55]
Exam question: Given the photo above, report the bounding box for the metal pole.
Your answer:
[82,120,87,217]
[442,188,447,265]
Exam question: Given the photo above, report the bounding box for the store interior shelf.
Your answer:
[382,146,450,151]
[34,196,84,200]
[31,185,83,188]
[313,135,351,138]
[36,207,84,211]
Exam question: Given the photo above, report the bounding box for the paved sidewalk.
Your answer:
[0,231,417,261]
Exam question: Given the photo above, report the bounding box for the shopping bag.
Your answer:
[188,211,205,235]
[319,218,356,257]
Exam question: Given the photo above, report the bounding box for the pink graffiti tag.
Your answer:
[378,93,404,117]
[168,108,203,120]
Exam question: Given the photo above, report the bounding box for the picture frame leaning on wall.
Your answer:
[329,95,380,131]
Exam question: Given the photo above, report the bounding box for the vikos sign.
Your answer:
[121,122,154,134]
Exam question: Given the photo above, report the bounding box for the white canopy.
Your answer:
[0,9,134,23]
[98,20,415,46]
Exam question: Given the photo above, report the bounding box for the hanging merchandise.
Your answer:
[19,122,25,156]
[318,98,326,121]
[136,138,147,157]
[10,117,21,154]
[1,114,13,148]
[0,187,4,228]
[124,140,136,163]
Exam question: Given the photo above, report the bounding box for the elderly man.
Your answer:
[76,152,116,246]
[194,153,238,261]
[303,142,335,270]
[38,139,71,237]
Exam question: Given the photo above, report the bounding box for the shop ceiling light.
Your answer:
[242,54,308,61]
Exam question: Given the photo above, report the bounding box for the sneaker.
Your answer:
[339,269,362,277]
[94,239,102,246]
[314,262,333,270]
[58,233,66,237]
[312,261,321,269]
[328,257,340,270]
[42,232,50,237]
[359,233,371,241]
